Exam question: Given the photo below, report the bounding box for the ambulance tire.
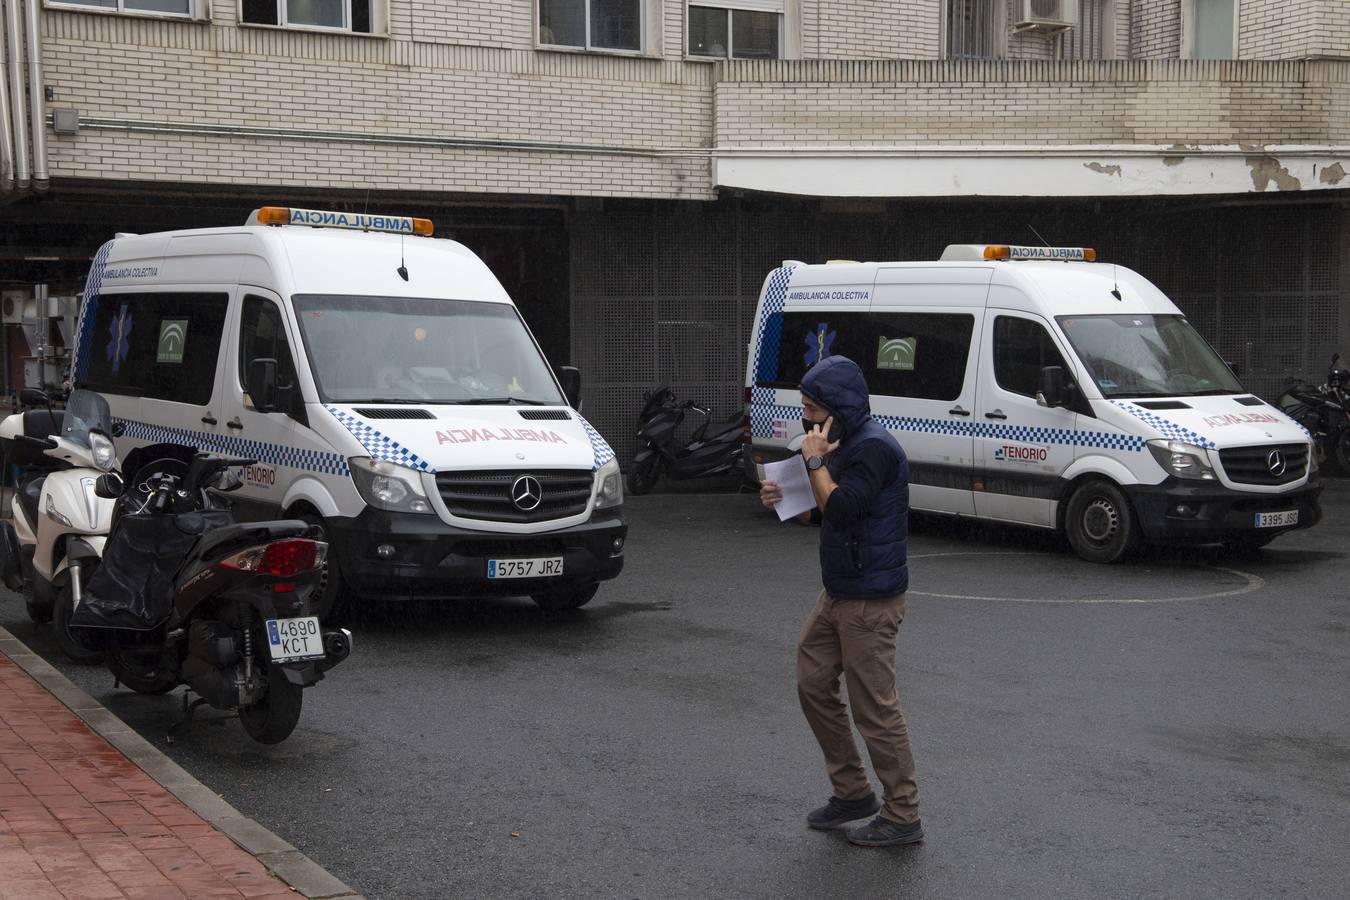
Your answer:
[298,513,351,626]
[1064,479,1140,565]
[532,582,599,612]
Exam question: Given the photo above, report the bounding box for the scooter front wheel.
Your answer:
[54,583,104,665]
[24,582,52,624]
[239,664,304,745]
[626,457,660,495]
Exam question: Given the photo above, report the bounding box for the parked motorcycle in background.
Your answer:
[0,389,119,663]
[1280,352,1350,473]
[627,385,743,495]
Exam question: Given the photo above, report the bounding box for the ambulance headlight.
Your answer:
[595,458,623,509]
[1147,440,1216,481]
[349,457,434,514]
[90,431,116,471]
[1308,440,1320,475]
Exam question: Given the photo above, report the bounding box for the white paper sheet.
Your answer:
[763,455,817,522]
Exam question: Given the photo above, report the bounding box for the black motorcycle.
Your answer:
[626,385,743,495]
[1280,352,1350,473]
[73,451,352,745]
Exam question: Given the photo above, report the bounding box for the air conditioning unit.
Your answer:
[1016,0,1076,32]
[1,291,28,325]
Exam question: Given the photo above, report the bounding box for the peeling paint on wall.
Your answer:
[1085,162,1122,177]
[1246,156,1302,191]
[1319,162,1347,185]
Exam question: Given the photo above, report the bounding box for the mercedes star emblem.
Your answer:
[1266,449,1286,477]
[511,475,543,511]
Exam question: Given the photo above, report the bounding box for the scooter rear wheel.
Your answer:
[54,583,104,665]
[626,457,660,495]
[239,664,304,745]
[24,582,52,624]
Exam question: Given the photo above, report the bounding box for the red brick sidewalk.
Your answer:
[0,653,296,900]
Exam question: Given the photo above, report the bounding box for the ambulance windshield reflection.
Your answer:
[1057,314,1244,399]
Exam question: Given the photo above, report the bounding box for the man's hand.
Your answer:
[760,479,783,510]
[802,416,841,460]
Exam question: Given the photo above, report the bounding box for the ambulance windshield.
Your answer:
[1057,314,1243,399]
[291,295,565,405]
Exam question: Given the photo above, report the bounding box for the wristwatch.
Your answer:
[806,455,824,471]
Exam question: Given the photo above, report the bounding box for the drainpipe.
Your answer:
[3,0,27,190]
[0,8,13,194]
[22,0,44,190]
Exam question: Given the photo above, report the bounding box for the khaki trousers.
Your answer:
[796,590,920,824]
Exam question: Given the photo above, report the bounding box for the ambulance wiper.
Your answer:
[452,397,551,406]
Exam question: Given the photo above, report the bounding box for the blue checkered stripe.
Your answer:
[578,415,615,472]
[73,240,114,382]
[116,419,349,476]
[870,414,1148,452]
[1110,402,1215,449]
[750,386,803,438]
[325,406,434,473]
[751,265,796,385]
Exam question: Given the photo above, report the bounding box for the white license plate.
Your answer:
[487,557,564,579]
[1255,510,1299,529]
[265,616,324,663]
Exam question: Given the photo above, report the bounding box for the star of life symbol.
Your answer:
[106,304,132,373]
[803,323,836,369]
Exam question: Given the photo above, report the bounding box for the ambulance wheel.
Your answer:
[298,513,350,625]
[1065,479,1139,564]
[532,582,599,612]
[626,458,660,495]
[239,663,304,745]
[54,584,104,665]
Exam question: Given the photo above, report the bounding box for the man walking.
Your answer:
[760,355,922,847]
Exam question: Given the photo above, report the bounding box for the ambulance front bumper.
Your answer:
[1124,478,1323,543]
[326,507,627,600]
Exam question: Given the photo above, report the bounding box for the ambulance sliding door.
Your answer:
[869,267,991,517]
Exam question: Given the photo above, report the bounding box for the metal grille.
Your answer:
[436,470,593,523]
[518,409,572,420]
[352,408,435,419]
[1060,0,1104,59]
[1218,444,1308,486]
[947,0,994,59]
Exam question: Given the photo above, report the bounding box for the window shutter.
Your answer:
[697,0,785,13]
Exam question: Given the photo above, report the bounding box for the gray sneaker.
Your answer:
[846,815,924,847]
[806,794,882,830]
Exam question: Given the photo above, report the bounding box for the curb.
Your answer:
[0,624,365,900]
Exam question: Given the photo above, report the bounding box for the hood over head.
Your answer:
[800,355,872,439]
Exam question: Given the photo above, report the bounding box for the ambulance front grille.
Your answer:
[1217,443,1308,486]
[436,470,594,523]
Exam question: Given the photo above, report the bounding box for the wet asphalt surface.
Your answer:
[4,480,1350,899]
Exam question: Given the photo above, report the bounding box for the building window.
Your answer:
[1192,0,1235,59]
[540,0,643,52]
[946,0,995,59]
[688,4,782,59]
[1060,0,1106,59]
[49,0,191,16]
[241,0,376,32]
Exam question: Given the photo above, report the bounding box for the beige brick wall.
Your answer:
[1311,0,1350,59]
[802,0,939,59]
[406,0,534,48]
[714,59,1350,147]
[1132,0,1180,57]
[1239,0,1317,59]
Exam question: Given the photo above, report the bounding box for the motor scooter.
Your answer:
[0,388,118,663]
[626,385,743,495]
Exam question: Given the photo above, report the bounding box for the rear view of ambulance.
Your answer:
[72,207,626,617]
[745,245,1321,562]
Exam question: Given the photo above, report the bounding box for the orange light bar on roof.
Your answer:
[249,206,434,237]
[985,245,1096,262]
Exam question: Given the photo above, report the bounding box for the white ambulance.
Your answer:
[70,207,626,616]
[744,245,1322,563]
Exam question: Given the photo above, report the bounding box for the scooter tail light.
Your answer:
[218,539,327,577]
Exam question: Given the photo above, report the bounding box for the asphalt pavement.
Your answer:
[3,479,1349,899]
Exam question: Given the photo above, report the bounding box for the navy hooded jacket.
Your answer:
[800,355,910,599]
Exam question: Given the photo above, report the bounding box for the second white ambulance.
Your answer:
[744,244,1322,563]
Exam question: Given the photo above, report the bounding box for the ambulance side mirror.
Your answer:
[246,358,279,413]
[1224,359,1241,378]
[557,366,582,410]
[1038,366,1068,409]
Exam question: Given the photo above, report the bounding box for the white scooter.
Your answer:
[0,388,119,663]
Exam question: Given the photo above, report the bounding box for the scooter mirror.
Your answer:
[94,472,124,499]
[111,422,126,438]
